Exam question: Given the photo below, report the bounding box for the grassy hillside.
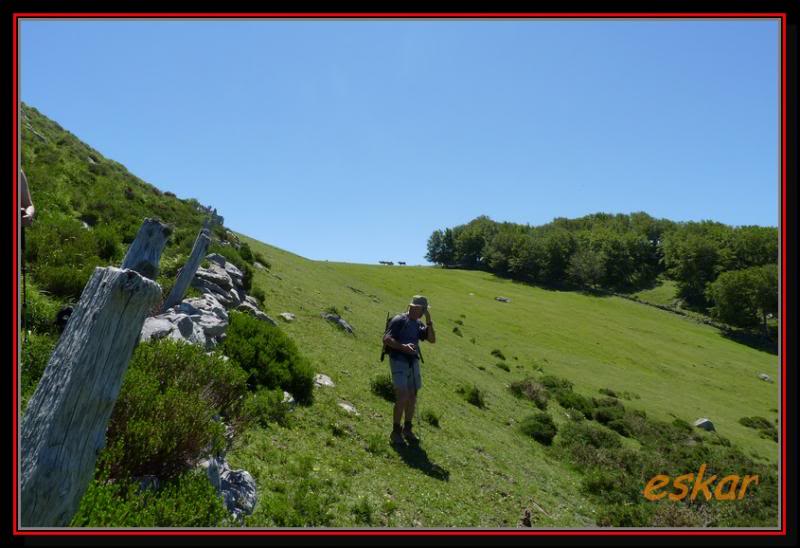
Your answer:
[19,104,779,528]
[223,234,779,527]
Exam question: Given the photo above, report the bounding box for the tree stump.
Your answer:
[161,227,211,312]
[20,218,168,527]
[121,218,172,279]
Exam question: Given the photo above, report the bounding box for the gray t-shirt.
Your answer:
[385,313,428,360]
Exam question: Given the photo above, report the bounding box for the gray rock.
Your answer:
[282,391,296,405]
[694,418,715,432]
[321,313,354,334]
[224,262,244,285]
[758,373,773,383]
[244,295,260,308]
[279,312,295,322]
[237,302,278,326]
[254,262,266,270]
[206,253,227,267]
[195,263,234,291]
[338,401,359,416]
[206,456,257,521]
[314,373,335,388]
[140,317,176,342]
[495,296,511,303]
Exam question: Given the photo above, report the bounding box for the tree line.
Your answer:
[425,213,778,333]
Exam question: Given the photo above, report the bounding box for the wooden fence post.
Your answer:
[20,219,170,527]
[161,227,211,312]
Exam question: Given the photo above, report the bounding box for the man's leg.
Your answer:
[402,390,419,444]
[391,387,409,444]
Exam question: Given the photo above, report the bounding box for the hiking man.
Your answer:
[382,295,436,445]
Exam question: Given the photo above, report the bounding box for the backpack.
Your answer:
[380,312,424,364]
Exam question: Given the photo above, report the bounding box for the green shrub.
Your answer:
[508,378,549,410]
[495,361,510,372]
[93,224,121,261]
[104,339,248,479]
[457,384,486,409]
[19,331,58,413]
[739,416,778,442]
[244,387,289,427]
[454,319,464,325]
[250,286,267,307]
[555,390,595,419]
[370,374,395,402]
[71,465,228,527]
[596,503,654,527]
[599,387,617,398]
[22,282,63,335]
[452,326,463,337]
[239,242,254,264]
[490,349,506,360]
[519,412,557,445]
[592,405,625,425]
[558,421,622,451]
[539,374,574,393]
[421,409,440,427]
[34,263,96,301]
[221,311,314,404]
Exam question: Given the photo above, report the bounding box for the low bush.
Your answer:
[592,405,625,425]
[103,339,248,479]
[555,390,595,419]
[244,387,289,427]
[221,311,314,404]
[508,378,549,410]
[598,387,617,398]
[739,416,778,442]
[370,374,396,402]
[519,412,557,445]
[490,349,506,360]
[539,374,574,393]
[457,384,486,409]
[23,282,64,335]
[71,465,228,527]
[495,361,510,372]
[452,326,463,337]
[254,252,271,269]
[19,331,58,413]
[238,242,254,264]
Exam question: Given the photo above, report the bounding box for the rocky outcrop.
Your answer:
[321,313,354,334]
[203,456,257,521]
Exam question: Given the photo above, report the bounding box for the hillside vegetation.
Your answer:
[18,104,779,528]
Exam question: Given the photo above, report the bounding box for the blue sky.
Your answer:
[20,19,780,265]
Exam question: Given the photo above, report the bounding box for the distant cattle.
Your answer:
[378,261,395,266]
[398,262,406,265]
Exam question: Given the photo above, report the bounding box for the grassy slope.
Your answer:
[227,235,779,527]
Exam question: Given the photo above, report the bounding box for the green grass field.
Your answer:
[223,234,779,528]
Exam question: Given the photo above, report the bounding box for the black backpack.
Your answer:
[380,312,424,363]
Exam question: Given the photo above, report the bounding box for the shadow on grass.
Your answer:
[391,443,450,481]
[720,329,778,356]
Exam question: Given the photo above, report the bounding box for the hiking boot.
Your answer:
[390,426,405,446]
[402,423,419,445]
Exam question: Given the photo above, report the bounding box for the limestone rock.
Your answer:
[314,373,335,388]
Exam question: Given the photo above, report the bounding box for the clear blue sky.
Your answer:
[20,19,780,265]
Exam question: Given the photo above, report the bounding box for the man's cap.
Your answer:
[409,295,429,310]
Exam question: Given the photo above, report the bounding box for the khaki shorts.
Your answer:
[389,354,422,392]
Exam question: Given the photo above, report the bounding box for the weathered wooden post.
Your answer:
[161,226,211,312]
[20,218,171,527]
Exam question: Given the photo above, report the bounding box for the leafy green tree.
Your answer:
[707,264,778,333]
[567,248,606,288]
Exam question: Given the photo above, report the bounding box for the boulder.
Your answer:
[758,373,773,383]
[314,373,335,388]
[495,296,511,303]
[321,313,354,334]
[338,401,359,416]
[195,263,234,291]
[694,418,715,432]
[140,317,175,342]
[253,262,266,270]
[224,262,244,287]
[237,301,278,326]
[206,253,227,267]
[279,312,296,322]
[282,391,296,405]
[206,456,257,521]
[185,293,228,321]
